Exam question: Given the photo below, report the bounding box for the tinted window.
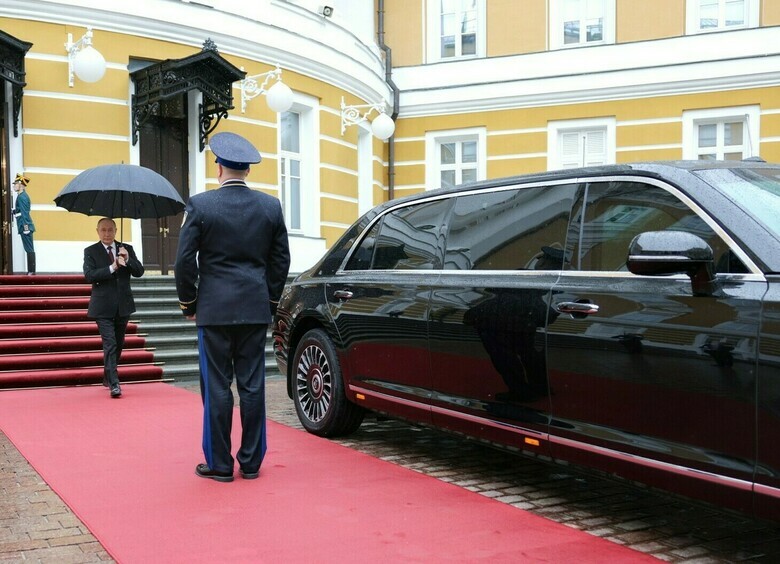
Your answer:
[566,181,746,273]
[319,216,373,275]
[346,200,450,271]
[444,184,579,271]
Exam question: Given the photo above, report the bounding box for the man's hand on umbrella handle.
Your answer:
[117,246,128,267]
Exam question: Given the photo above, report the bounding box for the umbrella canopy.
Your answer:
[54,164,185,219]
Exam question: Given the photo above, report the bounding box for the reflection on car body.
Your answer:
[273,161,780,520]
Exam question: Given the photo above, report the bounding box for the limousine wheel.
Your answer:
[292,329,365,437]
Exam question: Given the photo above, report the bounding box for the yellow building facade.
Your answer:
[2,0,779,274]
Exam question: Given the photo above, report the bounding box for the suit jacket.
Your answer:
[83,241,144,319]
[11,191,35,233]
[175,179,291,326]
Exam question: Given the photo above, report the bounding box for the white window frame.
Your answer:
[425,127,486,191]
[685,0,759,34]
[682,106,760,160]
[426,0,486,63]
[357,123,374,215]
[547,117,616,171]
[278,92,320,238]
[550,0,616,50]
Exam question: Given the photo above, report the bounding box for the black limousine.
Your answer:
[273,160,780,520]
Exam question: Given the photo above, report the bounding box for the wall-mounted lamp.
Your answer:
[64,27,106,87]
[340,96,395,140]
[240,65,294,113]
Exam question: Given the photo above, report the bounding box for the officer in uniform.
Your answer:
[11,173,36,274]
[175,131,290,482]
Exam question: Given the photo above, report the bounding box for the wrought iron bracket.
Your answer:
[130,41,245,151]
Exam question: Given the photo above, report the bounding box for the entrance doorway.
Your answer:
[139,95,188,275]
[1,88,10,274]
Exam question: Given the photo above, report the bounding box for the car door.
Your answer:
[326,199,450,423]
[427,182,579,449]
[756,278,780,519]
[546,178,761,513]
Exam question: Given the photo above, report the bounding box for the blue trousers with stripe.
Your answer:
[198,324,268,474]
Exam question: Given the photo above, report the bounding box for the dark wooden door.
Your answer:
[139,97,188,274]
[0,90,10,274]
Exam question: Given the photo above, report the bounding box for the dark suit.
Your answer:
[175,179,290,475]
[83,241,144,387]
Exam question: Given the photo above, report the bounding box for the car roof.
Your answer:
[377,160,777,209]
[366,160,780,274]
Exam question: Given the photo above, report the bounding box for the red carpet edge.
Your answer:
[0,383,657,563]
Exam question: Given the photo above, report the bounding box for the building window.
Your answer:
[686,0,759,34]
[280,111,302,230]
[426,0,486,63]
[547,118,616,170]
[425,128,486,190]
[682,106,760,160]
[550,0,615,49]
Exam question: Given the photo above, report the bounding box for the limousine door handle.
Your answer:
[332,289,354,301]
[554,301,600,317]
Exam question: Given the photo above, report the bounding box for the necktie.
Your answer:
[107,246,114,263]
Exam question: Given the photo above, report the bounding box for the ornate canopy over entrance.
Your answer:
[130,40,245,151]
[0,29,33,137]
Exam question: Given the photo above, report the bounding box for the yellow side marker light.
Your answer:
[524,437,540,447]
[356,393,366,401]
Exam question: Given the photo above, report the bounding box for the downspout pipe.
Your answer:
[377,0,399,200]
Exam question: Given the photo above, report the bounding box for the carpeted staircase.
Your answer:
[0,274,162,389]
[0,274,281,389]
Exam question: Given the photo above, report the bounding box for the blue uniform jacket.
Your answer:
[12,191,34,233]
[174,180,291,326]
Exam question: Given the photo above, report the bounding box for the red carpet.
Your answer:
[0,383,655,563]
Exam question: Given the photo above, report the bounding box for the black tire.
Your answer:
[292,329,364,437]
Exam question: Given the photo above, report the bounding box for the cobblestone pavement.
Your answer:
[3,376,780,562]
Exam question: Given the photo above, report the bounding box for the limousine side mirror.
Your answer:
[627,231,716,296]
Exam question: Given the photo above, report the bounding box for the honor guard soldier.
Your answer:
[11,173,36,274]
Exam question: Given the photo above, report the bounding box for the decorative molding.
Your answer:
[0,0,391,107]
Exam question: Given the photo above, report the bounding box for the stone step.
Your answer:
[129,274,282,385]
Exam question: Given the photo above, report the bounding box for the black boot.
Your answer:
[26,252,36,275]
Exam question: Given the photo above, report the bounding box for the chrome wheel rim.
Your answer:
[295,344,332,423]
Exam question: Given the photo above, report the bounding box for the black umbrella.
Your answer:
[54,164,185,220]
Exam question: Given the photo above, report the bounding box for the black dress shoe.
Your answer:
[195,463,234,482]
[239,468,259,480]
[110,385,122,398]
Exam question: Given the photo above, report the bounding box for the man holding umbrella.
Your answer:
[55,162,185,397]
[83,218,145,398]
[175,131,290,482]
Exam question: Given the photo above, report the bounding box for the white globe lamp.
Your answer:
[371,112,395,140]
[73,44,106,83]
[266,80,294,113]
